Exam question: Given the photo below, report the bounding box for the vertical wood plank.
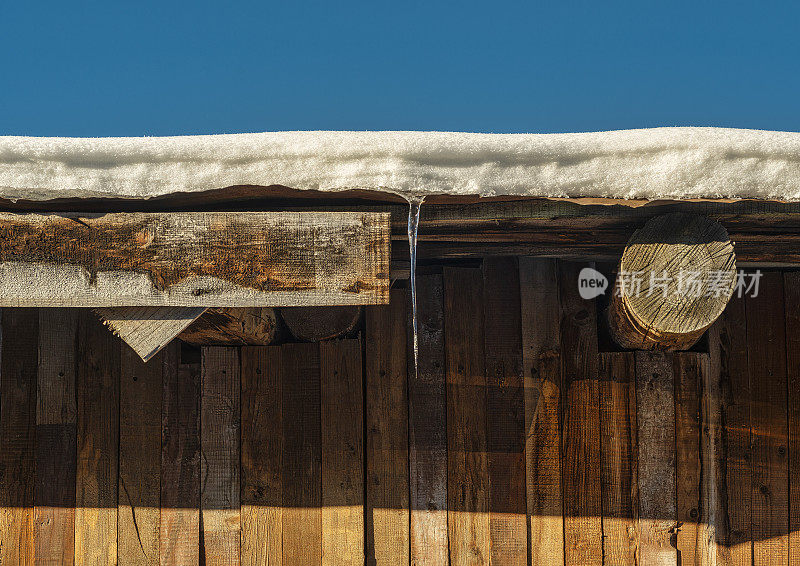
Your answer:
[482,257,527,565]
[281,343,322,566]
[599,352,637,566]
[674,353,705,566]
[241,346,282,566]
[75,310,120,566]
[365,290,410,565]
[160,345,200,566]
[201,347,241,564]
[706,295,753,565]
[519,257,564,566]
[635,351,677,566]
[408,273,448,566]
[119,345,163,565]
[443,267,489,566]
[785,271,800,566]
[35,309,77,566]
[746,272,789,564]
[321,339,364,566]
[0,308,38,566]
[558,261,602,565]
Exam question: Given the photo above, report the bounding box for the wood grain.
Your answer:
[160,346,201,566]
[444,267,489,566]
[599,352,638,566]
[320,340,364,566]
[241,346,283,566]
[180,307,277,346]
[200,347,241,564]
[746,272,789,565]
[482,257,526,565]
[119,344,163,565]
[519,258,564,566]
[785,272,800,566]
[391,198,800,263]
[608,213,736,350]
[558,261,602,565]
[0,211,389,307]
[35,309,77,566]
[75,310,120,566]
[281,343,322,565]
[674,353,705,565]
[280,306,362,342]
[365,290,410,565]
[0,309,38,566]
[408,274,448,566]
[706,296,753,565]
[95,306,206,361]
[634,351,677,566]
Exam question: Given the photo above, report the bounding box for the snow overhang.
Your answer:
[1,127,800,203]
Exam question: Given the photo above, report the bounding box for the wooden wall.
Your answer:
[0,259,797,565]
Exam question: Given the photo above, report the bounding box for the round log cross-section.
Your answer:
[280,305,362,342]
[179,307,278,346]
[608,212,736,350]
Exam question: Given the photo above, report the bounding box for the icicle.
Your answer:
[406,195,424,379]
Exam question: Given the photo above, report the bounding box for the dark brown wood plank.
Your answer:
[118,345,163,565]
[745,272,789,564]
[320,339,364,566]
[75,310,120,566]
[444,267,489,566]
[482,257,526,565]
[408,273,448,566]
[160,345,200,566]
[365,289,410,565]
[634,351,677,566]
[558,261,602,565]
[200,347,241,564]
[0,211,390,307]
[599,352,637,566]
[35,309,77,566]
[241,346,282,566]
[785,272,800,565]
[674,353,706,565]
[393,199,800,264]
[519,257,564,566]
[281,343,322,565]
[706,295,753,565]
[0,309,38,565]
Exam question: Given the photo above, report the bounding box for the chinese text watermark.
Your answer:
[578,268,762,299]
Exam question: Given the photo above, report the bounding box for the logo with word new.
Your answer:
[578,267,609,299]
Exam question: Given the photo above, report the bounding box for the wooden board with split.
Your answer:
[0,211,390,307]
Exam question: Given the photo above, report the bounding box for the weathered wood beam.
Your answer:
[0,212,390,306]
[179,307,278,346]
[385,199,800,264]
[607,213,736,350]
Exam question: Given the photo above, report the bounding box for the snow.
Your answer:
[1,127,800,201]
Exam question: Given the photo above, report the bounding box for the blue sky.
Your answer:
[1,1,798,136]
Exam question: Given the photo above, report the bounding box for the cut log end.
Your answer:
[280,305,362,342]
[608,212,736,351]
[179,307,278,346]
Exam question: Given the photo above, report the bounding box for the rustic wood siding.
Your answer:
[0,260,796,565]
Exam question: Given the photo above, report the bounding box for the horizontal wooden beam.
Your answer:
[0,212,390,307]
[385,199,800,264]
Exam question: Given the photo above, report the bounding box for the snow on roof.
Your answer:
[1,127,799,202]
